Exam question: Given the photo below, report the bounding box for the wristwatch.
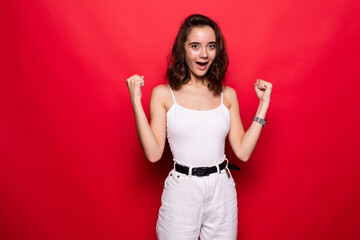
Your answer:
[253,116,267,127]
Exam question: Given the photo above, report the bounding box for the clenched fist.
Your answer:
[126,74,145,100]
[254,79,272,103]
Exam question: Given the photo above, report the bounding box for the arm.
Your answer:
[227,79,272,162]
[126,74,167,163]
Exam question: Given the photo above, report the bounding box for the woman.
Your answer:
[126,14,272,240]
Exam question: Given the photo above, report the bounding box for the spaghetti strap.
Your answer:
[167,84,176,103]
[221,87,224,104]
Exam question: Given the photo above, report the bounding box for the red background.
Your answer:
[1,0,360,239]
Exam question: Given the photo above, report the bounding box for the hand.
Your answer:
[126,74,145,100]
[254,79,272,103]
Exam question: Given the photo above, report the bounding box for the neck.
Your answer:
[188,75,209,87]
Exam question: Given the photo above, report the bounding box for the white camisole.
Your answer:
[166,84,230,167]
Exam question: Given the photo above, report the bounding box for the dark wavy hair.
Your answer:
[166,14,229,95]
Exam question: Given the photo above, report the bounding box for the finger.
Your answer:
[263,82,272,89]
[126,74,139,82]
[136,79,145,87]
[256,78,265,87]
[255,79,266,90]
[128,76,144,83]
[258,79,270,90]
[260,83,269,92]
[261,82,266,90]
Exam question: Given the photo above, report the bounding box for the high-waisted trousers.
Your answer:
[156,166,238,240]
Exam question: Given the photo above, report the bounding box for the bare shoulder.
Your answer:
[152,84,170,98]
[151,84,173,111]
[223,85,237,98]
[223,85,239,109]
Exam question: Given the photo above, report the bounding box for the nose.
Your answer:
[200,47,208,58]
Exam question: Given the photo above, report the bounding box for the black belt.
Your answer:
[175,161,227,177]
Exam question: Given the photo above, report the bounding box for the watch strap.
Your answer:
[253,116,267,126]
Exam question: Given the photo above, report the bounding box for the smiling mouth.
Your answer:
[196,62,209,69]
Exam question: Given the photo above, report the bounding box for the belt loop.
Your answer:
[216,163,220,174]
[225,157,229,169]
[188,166,192,177]
[173,160,176,170]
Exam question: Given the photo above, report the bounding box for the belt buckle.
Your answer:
[194,167,209,176]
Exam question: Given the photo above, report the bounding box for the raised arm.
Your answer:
[126,74,167,163]
[227,79,272,162]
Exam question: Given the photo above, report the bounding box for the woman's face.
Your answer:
[184,26,216,80]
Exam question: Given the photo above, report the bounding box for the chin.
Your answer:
[193,73,207,79]
[192,69,209,79]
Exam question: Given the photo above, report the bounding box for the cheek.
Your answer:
[209,51,216,60]
[185,50,197,61]
[184,54,192,66]
[185,53,196,67]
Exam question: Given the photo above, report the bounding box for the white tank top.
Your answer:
[166,84,230,167]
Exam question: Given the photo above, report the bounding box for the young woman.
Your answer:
[126,14,272,240]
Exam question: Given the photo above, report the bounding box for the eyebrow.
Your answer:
[188,41,216,45]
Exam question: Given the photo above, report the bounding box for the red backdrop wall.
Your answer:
[1,0,360,239]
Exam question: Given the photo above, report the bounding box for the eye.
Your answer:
[209,44,216,49]
[191,45,199,49]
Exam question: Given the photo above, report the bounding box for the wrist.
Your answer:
[253,116,267,127]
[131,97,142,107]
[255,102,268,119]
[259,99,270,106]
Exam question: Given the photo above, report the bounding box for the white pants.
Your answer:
[156,167,238,240]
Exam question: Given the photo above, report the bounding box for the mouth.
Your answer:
[196,61,209,70]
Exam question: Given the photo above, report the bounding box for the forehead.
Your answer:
[186,26,216,42]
